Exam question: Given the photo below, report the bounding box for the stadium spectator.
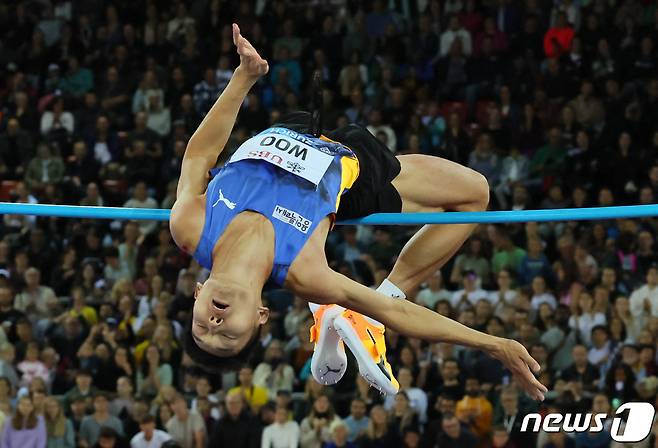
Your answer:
[1,2,658,446]
[300,393,341,448]
[227,365,269,414]
[455,376,493,443]
[356,405,397,448]
[0,396,46,447]
[451,270,488,311]
[79,393,124,447]
[208,391,257,447]
[44,396,75,448]
[130,414,171,448]
[435,413,477,448]
[260,405,300,448]
[343,398,369,442]
[165,394,205,448]
[253,340,294,399]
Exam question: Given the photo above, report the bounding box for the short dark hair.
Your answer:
[99,426,118,439]
[184,321,262,372]
[140,414,156,425]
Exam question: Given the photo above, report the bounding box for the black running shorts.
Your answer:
[273,112,403,221]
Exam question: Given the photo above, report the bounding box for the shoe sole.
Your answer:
[310,306,347,386]
[333,316,399,395]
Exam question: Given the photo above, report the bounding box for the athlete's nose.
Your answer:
[209,315,224,326]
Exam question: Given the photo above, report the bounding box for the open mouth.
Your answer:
[212,299,229,311]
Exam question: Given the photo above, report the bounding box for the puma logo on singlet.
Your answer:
[212,189,236,209]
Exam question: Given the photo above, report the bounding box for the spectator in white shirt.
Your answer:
[530,276,557,310]
[145,91,171,137]
[588,325,611,368]
[569,292,606,346]
[261,406,300,448]
[123,182,159,236]
[166,3,195,42]
[440,15,472,57]
[131,414,171,448]
[14,267,56,320]
[451,270,488,311]
[629,266,658,327]
[384,367,428,423]
[40,96,74,136]
[416,270,452,309]
[16,342,49,388]
[488,269,518,318]
[253,340,295,399]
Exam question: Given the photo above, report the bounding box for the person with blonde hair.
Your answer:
[45,397,74,448]
[357,405,397,448]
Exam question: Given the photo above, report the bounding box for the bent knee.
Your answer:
[461,169,490,212]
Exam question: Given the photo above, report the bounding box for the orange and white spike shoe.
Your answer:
[309,304,347,386]
[333,310,399,395]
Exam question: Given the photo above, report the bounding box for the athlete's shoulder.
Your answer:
[170,195,206,255]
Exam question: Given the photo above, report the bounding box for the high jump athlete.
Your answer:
[170,24,547,401]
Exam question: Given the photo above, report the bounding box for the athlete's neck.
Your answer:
[209,211,274,292]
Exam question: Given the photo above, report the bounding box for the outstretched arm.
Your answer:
[177,23,269,199]
[323,271,547,401]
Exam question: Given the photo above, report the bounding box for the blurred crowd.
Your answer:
[1,0,658,447]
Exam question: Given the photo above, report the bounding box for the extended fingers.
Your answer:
[513,358,547,401]
[522,350,541,373]
[522,367,547,401]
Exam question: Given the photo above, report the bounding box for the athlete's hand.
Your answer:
[233,23,268,79]
[490,338,548,401]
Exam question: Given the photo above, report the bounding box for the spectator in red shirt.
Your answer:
[544,12,575,58]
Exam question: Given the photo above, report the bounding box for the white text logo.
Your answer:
[520,402,655,443]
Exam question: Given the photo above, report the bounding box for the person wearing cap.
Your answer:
[130,415,171,448]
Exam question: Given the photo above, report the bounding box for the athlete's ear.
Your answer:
[257,306,270,324]
[194,282,202,300]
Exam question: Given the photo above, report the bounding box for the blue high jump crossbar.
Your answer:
[1,202,657,225]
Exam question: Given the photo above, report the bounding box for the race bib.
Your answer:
[229,129,334,186]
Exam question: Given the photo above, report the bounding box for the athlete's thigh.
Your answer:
[392,154,489,212]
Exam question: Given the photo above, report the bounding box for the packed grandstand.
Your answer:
[1,0,658,447]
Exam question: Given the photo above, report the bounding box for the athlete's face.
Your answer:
[191,278,269,356]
